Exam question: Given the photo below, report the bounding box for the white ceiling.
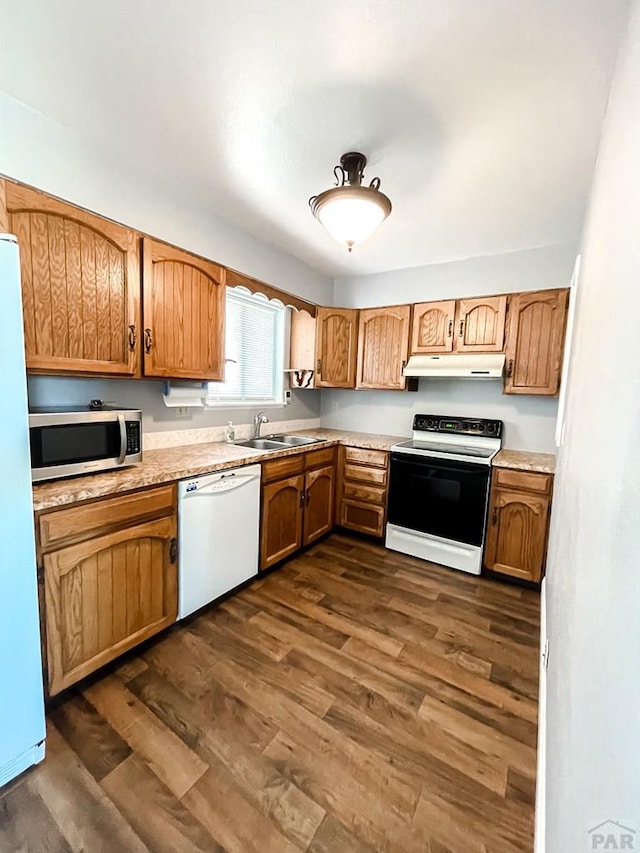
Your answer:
[0,0,630,276]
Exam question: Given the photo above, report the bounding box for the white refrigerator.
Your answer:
[0,234,46,787]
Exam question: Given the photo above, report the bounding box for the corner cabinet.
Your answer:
[314,307,358,388]
[484,468,553,583]
[504,289,569,395]
[1,180,140,376]
[37,484,178,695]
[142,238,226,380]
[356,305,411,390]
[260,447,336,570]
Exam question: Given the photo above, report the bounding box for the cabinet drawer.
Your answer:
[343,446,388,468]
[493,468,553,495]
[304,446,336,471]
[343,463,387,486]
[343,482,387,506]
[339,500,385,537]
[39,484,176,552]
[262,453,304,483]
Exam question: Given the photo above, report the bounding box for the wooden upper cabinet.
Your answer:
[455,296,507,352]
[410,300,456,353]
[2,181,140,375]
[504,288,569,395]
[142,237,225,380]
[314,307,358,388]
[356,305,411,390]
[289,309,317,388]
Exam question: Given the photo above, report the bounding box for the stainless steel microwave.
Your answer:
[29,406,142,482]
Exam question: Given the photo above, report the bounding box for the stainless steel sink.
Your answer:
[234,438,289,450]
[266,434,322,446]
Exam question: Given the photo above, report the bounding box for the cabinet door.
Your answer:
[504,289,569,395]
[303,465,335,546]
[410,300,456,353]
[455,296,507,353]
[289,309,317,388]
[3,181,140,375]
[260,475,304,570]
[142,237,225,380]
[44,515,177,695]
[356,305,411,390]
[314,307,358,388]
[484,488,550,582]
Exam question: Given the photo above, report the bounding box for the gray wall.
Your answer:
[545,2,640,849]
[27,376,321,433]
[333,243,577,308]
[323,245,576,451]
[0,90,334,306]
[321,382,559,451]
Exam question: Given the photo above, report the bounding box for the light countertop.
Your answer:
[32,428,555,512]
[31,428,405,512]
[492,449,556,474]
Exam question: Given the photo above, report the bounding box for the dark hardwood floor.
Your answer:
[0,533,540,852]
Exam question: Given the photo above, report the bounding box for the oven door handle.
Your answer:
[117,414,127,464]
[391,456,490,477]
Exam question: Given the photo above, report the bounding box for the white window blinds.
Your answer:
[207,287,285,404]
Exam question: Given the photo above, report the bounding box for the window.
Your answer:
[207,287,286,405]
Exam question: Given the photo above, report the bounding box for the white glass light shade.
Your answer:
[310,186,392,251]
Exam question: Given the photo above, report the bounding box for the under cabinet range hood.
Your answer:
[402,353,506,379]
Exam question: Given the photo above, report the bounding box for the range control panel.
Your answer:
[412,414,503,438]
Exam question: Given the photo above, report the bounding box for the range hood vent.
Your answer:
[403,353,506,379]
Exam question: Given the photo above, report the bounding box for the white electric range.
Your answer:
[385,414,503,575]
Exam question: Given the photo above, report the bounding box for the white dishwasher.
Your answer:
[177,464,261,619]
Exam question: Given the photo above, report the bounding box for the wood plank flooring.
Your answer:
[0,533,540,852]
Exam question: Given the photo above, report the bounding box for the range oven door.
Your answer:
[387,452,491,547]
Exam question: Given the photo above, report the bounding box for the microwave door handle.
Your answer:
[117,414,127,464]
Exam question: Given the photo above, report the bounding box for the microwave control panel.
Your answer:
[125,421,141,454]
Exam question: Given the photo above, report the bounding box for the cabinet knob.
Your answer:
[144,328,153,354]
[459,318,465,337]
[506,359,514,378]
[492,507,498,524]
[169,537,177,563]
[128,324,137,351]
[447,320,453,337]
[300,489,306,508]
[316,359,322,378]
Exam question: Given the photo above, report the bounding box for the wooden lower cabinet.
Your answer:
[337,446,389,538]
[260,448,336,570]
[484,469,553,583]
[303,465,335,546]
[38,485,177,695]
[260,475,305,570]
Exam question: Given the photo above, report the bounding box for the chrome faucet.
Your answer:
[252,410,269,439]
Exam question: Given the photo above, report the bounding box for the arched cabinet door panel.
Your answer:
[356,305,411,389]
[484,486,550,582]
[303,465,335,545]
[142,237,225,380]
[44,516,177,695]
[504,289,569,395]
[260,475,304,569]
[2,180,140,375]
[455,296,507,353]
[410,300,456,354]
[314,307,358,388]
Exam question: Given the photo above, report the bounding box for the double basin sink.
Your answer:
[234,434,323,452]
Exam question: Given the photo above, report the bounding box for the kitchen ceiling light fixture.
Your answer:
[309,152,392,252]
